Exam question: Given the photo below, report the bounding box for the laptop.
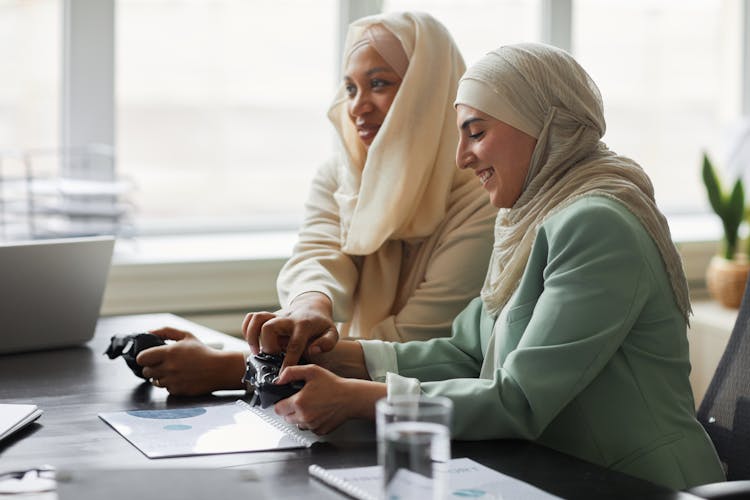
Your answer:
[0,236,115,354]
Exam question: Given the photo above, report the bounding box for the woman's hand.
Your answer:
[242,292,339,370]
[273,365,385,435]
[137,327,246,396]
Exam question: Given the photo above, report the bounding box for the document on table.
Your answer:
[99,400,318,458]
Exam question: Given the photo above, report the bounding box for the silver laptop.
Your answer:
[0,236,115,354]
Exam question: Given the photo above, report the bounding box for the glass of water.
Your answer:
[376,395,452,500]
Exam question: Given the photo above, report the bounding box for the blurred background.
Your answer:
[0,0,742,238]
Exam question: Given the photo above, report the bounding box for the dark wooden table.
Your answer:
[0,314,700,499]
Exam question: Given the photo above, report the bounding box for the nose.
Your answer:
[349,89,373,118]
[456,135,473,170]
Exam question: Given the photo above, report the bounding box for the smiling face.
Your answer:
[456,105,538,208]
[344,44,403,148]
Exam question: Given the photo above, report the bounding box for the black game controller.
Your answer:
[243,352,305,408]
[104,333,166,379]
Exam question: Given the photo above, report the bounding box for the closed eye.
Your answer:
[469,131,484,140]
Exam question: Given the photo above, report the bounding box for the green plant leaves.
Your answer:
[702,152,745,259]
[703,154,723,216]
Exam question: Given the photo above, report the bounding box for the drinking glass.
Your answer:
[376,395,452,500]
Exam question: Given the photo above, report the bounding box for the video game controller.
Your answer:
[243,352,305,408]
[104,332,166,379]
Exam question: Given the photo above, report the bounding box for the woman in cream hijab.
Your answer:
[250,10,496,365]
[136,12,496,394]
[271,43,725,490]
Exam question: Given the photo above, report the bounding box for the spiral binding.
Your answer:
[308,464,379,500]
[234,400,316,447]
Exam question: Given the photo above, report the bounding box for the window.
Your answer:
[116,0,337,233]
[573,0,742,214]
[0,0,59,150]
[0,0,746,238]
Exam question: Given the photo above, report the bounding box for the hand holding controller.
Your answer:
[243,352,306,408]
[104,333,166,379]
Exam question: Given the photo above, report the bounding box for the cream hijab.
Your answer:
[455,43,691,321]
[328,12,477,337]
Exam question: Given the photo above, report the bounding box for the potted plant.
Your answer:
[702,152,749,308]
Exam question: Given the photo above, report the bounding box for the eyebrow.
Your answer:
[344,67,398,84]
[460,117,485,130]
[365,66,394,77]
[344,67,396,80]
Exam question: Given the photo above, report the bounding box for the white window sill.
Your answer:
[101,231,297,334]
[668,212,723,293]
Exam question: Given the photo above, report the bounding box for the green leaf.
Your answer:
[702,153,724,217]
[728,179,745,227]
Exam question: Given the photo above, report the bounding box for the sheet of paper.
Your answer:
[99,401,315,458]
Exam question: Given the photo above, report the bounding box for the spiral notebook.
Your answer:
[99,400,318,458]
[309,457,561,500]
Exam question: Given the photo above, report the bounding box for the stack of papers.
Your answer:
[0,404,42,442]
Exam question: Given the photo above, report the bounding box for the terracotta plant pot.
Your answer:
[706,255,750,308]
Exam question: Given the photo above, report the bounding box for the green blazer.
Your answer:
[388,196,724,489]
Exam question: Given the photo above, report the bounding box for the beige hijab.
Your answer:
[455,43,691,321]
[328,11,477,338]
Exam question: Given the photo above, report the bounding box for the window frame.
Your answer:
[63,0,115,176]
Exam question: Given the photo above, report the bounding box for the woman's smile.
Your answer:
[356,121,381,142]
[477,167,494,186]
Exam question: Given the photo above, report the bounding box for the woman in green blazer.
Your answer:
[266,43,725,490]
